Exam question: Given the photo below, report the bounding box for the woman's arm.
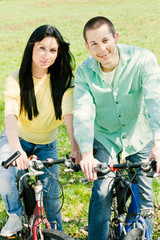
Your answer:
[5,114,29,169]
[63,114,81,164]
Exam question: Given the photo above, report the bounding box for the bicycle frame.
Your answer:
[117,181,151,240]
[32,179,51,240]
[125,183,151,239]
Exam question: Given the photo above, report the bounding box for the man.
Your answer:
[73,16,160,240]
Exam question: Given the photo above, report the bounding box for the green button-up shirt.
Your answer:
[73,44,160,159]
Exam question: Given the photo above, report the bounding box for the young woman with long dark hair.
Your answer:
[0,25,80,237]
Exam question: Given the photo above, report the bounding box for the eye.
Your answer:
[50,49,57,53]
[39,46,45,51]
[103,39,109,43]
[91,42,97,46]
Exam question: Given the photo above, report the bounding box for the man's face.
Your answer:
[85,24,119,72]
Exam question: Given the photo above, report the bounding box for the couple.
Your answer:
[1,16,160,240]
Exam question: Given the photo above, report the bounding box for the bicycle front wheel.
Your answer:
[28,229,74,240]
[123,228,143,240]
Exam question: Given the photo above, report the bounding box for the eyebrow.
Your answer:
[89,41,97,44]
[38,43,58,50]
[89,37,110,44]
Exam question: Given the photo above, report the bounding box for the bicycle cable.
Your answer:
[42,167,64,222]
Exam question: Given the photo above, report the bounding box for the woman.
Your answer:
[0,25,79,237]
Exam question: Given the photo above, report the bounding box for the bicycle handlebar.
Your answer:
[1,152,157,179]
[1,151,76,172]
[95,159,157,178]
[1,151,21,169]
[109,159,156,171]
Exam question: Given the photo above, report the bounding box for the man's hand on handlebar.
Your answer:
[147,140,160,173]
[80,151,102,181]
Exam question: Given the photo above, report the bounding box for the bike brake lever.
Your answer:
[95,164,111,176]
[144,159,157,177]
[28,160,44,176]
[30,159,44,171]
[65,153,81,172]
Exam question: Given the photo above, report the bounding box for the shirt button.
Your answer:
[116,101,118,104]
[122,124,125,126]
[119,115,121,117]
[122,136,125,139]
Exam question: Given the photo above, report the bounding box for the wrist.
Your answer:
[11,143,22,153]
[153,139,160,148]
[154,139,160,143]
[71,143,80,153]
[82,151,93,160]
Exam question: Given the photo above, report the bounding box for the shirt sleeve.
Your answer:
[4,70,20,118]
[73,67,95,154]
[142,50,160,140]
[62,87,74,116]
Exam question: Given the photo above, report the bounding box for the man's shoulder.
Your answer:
[118,44,154,58]
[75,56,96,82]
[78,56,95,70]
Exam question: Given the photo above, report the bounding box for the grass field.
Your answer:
[0,0,160,239]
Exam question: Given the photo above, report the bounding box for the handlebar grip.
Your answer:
[1,151,21,169]
[112,161,142,169]
[72,164,81,172]
[41,158,65,168]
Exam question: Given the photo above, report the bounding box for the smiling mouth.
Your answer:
[41,61,49,65]
[97,53,109,59]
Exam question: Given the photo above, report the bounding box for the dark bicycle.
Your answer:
[94,159,158,240]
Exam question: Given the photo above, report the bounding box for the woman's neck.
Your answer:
[32,64,48,80]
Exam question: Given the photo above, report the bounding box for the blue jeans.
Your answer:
[88,139,153,240]
[0,130,62,230]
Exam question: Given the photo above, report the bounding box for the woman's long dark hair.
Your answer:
[19,25,75,120]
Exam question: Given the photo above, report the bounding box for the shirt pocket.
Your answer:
[95,91,121,132]
[120,89,142,121]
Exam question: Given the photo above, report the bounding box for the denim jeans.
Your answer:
[88,139,153,240]
[0,129,62,230]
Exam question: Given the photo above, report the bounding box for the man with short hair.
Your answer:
[73,16,160,240]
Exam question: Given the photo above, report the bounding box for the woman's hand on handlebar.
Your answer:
[70,150,82,165]
[13,148,29,170]
[80,151,101,181]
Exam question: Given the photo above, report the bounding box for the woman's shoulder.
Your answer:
[6,69,20,91]
[6,69,20,88]
[8,69,20,82]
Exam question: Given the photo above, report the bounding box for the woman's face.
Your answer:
[32,36,59,70]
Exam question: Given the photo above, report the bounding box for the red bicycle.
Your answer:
[1,151,75,240]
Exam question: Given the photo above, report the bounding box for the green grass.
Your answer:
[0,0,160,239]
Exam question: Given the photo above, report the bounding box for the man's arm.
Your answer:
[142,50,160,173]
[73,68,101,180]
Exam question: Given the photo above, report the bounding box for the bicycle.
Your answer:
[1,151,77,240]
[94,158,158,240]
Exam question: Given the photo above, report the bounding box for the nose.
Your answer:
[98,43,106,52]
[43,50,50,59]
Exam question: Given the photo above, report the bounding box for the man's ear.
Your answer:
[85,42,89,50]
[114,33,119,43]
